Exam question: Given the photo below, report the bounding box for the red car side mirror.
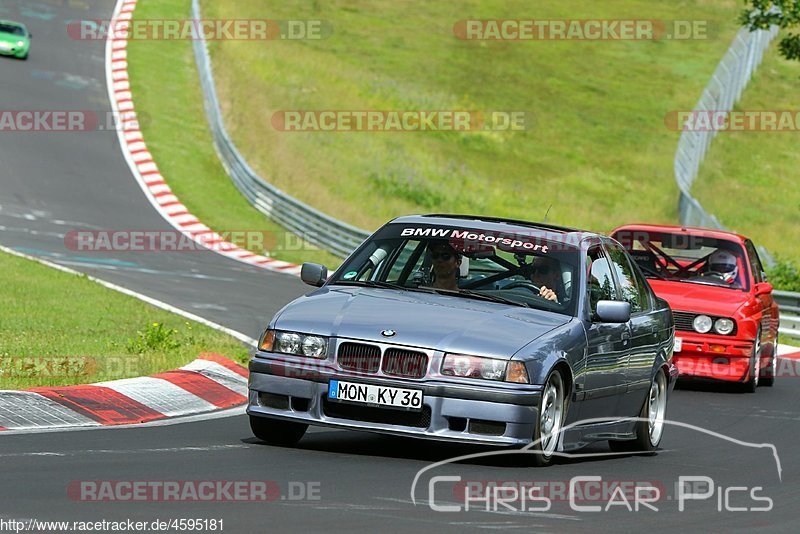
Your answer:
[755,282,773,296]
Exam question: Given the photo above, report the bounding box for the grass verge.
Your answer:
[126,0,340,268]
[0,250,249,390]
[198,0,742,234]
[129,0,797,267]
[693,46,800,261]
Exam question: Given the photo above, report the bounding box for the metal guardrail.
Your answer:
[775,290,800,342]
[673,25,800,343]
[190,0,370,258]
[674,25,779,265]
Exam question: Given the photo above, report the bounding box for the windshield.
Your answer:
[613,230,748,291]
[0,24,25,36]
[328,223,581,316]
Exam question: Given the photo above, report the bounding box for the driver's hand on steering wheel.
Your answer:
[539,285,558,302]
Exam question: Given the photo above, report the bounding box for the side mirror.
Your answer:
[300,262,327,287]
[594,300,631,323]
[755,282,773,296]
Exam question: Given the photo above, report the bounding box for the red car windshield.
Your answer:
[613,230,748,290]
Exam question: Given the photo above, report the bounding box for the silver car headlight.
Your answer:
[713,318,735,335]
[693,315,713,334]
[259,329,328,359]
[17,41,25,47]
[441,354,529,383]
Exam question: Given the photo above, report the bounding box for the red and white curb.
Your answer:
[106,0,302,277]
[777,343,800,360]
[0,354,248,431]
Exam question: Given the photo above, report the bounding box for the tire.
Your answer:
[529,370,566,467]
[743,332,761,393]
[608,368,667,455]
[250,415,307,446]
[759,340,775,388]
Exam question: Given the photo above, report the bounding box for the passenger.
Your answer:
[530,256,560,302]
[428,241,461,290]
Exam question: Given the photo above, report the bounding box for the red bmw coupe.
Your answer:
[611,224,779,392]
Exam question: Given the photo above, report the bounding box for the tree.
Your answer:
[740,0,800,61]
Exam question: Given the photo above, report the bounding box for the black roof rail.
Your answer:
[422,213,580,234]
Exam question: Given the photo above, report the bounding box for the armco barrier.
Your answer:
[674,25,779,265]
[775,290,800,342]
[190,0,370,258]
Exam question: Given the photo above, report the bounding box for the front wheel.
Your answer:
[759,340,775,388]
[609,368,667,455]
[743,333,762,393]
[529,370,566,467]
[250,415,308,446]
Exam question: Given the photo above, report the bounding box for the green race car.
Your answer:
[0,20,31,60]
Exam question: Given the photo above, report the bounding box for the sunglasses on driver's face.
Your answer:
[430,252,453,261]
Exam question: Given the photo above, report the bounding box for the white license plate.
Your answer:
[674,337,683,353]
[0,43,9,50]
[328,380,423,411]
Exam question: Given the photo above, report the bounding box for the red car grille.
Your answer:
[672,311,696,332]
[382,348,428,379]
[337,343,381,373]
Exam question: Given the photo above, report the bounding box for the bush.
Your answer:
[767,257,800,292]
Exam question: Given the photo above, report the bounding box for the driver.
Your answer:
[529,256,560,302]
[428,241,461,290]
[706,249,739,284]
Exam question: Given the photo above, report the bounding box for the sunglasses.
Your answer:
[430,252,454,261]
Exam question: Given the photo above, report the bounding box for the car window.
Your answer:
[0,24,25,36]
[606,242,646,313]
[744,240,764,284]
[587,245,617,314]
[612,230,749,291]
[384,241,424,283]
[328,224,581,316]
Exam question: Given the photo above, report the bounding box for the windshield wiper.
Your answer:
[333,280,402,290]
[424,287,530,308]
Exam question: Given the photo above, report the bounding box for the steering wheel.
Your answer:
[504,281,561,304]
[504,281,541,293]
[700,270,727,280]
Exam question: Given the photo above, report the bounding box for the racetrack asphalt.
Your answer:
[1,0,799,531]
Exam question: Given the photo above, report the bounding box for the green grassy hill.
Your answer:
[128,0,797,265]
[692,46,800,261]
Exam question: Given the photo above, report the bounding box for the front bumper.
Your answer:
[0,45,27,57]
[673,332,754,382]
[248,357,542,446]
